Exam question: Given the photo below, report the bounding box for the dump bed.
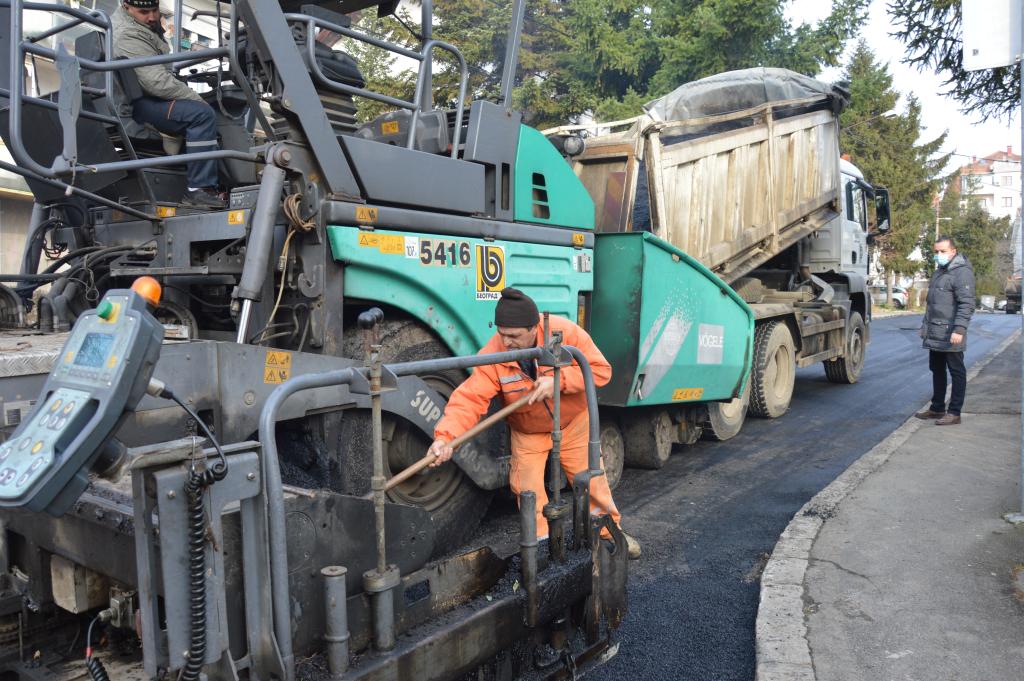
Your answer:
[554,68,846,285]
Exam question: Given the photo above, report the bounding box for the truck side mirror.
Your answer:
[872,187,891,236]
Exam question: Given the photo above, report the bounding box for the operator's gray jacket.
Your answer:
[922,252,975,352]
[112,7,202,104]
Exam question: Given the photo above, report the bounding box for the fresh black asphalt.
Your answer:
[597,313,1020,680]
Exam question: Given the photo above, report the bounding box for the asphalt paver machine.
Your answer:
[0,0,628,678]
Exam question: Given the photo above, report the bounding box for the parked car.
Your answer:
[870,285,908,308]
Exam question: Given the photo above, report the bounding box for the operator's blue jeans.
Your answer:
[132,97,219,189]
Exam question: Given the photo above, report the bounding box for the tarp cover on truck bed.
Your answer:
[643,67,848,122]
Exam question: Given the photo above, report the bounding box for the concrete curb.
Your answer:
[754,328,1023,681]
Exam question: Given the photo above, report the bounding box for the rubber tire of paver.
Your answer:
[340,319,493,555]
[701,378,750,441]
[749,320,796,418]
[824,312,866,385]
[622,409,674,470]
[599,420,626,490]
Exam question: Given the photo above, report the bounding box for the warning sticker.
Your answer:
[263,350,292,384]
[228,210,246,225]
[671,388,704,401]
[357,232,405,255]
[355,206,379,224]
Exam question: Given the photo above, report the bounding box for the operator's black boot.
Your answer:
[182,188,225,209]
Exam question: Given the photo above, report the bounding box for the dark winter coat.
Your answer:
[922,253,975,352]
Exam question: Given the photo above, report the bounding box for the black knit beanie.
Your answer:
[494,288,539,328]
[124,0,160,7]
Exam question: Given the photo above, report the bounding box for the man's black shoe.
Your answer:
[182,188,225,209]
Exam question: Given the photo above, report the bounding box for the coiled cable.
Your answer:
[158,388,228,681]
[84,614,110,681]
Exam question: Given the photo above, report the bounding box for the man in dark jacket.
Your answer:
[915,236,975,425]
[113,0,223,208]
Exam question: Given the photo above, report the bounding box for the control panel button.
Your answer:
[17,438,30,451]
[16,473,29,487]
[28,459,43,473]
[0,447,10,463]
[31,441,43,455]
[55,417,67,430]
[96,299,115,320]
[0,469,16,486]
[63,402,75,415]
[49,399,62,413]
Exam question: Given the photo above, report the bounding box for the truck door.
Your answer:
[841,175,870,277]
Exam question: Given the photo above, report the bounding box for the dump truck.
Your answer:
[545,68,891,470]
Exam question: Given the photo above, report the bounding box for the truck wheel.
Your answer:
[622,409,673,470]
[701,379,749,441]
[599,421,625,490]
[340,319,492,554]
[749,321,796,418]
[824,312,866,385]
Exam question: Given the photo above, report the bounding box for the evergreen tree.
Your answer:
[889,0,1019,119]
[424,0,868,127]
[838,41,948,303]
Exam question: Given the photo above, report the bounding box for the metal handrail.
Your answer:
[6,0,259,180]
[286,13,469,157]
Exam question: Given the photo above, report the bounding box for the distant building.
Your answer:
[959,146,1021,220]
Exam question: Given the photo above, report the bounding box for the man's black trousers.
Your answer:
[929,350,967,416]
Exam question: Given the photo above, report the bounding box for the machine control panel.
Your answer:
[0,281,164,515]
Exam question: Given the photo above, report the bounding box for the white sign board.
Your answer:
[962,0,1023,71]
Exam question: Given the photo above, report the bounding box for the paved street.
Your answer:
[598,313,1021,680]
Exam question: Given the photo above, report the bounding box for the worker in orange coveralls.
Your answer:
[428,287,641,560]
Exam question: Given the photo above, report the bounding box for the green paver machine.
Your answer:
[0,0,633,678]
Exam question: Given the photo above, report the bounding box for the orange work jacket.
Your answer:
[434,315,612,441]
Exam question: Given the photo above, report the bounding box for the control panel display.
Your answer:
[0,284,164,515]
[73,333,115,369]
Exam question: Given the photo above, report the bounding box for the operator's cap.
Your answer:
[494,288,539,328]
[123,0,160,8]
[131,276,162,307]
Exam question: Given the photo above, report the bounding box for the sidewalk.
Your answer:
[756,332,1024,681]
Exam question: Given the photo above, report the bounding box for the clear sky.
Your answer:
[786,0,1021,171]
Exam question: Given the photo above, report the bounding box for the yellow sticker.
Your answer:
[381,120,400,135]
[475,245,506,300]
[64,351,74,364]
[107,355,118,369]
[572,232,586,247]
[356,206,379,224]
[357,232,404,255]
[156,206,176,218]
[671,388,704,401]
[263,350,292,384]
[228,210,246,224]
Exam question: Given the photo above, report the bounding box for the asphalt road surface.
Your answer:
[595,312,1020,681]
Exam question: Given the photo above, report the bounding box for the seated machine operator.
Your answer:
[113,0,224,208]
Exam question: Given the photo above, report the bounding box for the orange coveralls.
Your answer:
[434,315,620,538]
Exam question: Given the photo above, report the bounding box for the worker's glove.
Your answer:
[528,376,555,405]
[427,438,454,467]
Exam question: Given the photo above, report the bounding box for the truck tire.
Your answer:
[622,409,673,470]
[339,319,492,554]
[824,312,866,384]
[749,321,796,418]
[701,379,749,441]
[599,421,625,490]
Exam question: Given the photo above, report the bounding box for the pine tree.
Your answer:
[838,41,949,305]
[423,0,869,127]
[889,0,1020,119]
